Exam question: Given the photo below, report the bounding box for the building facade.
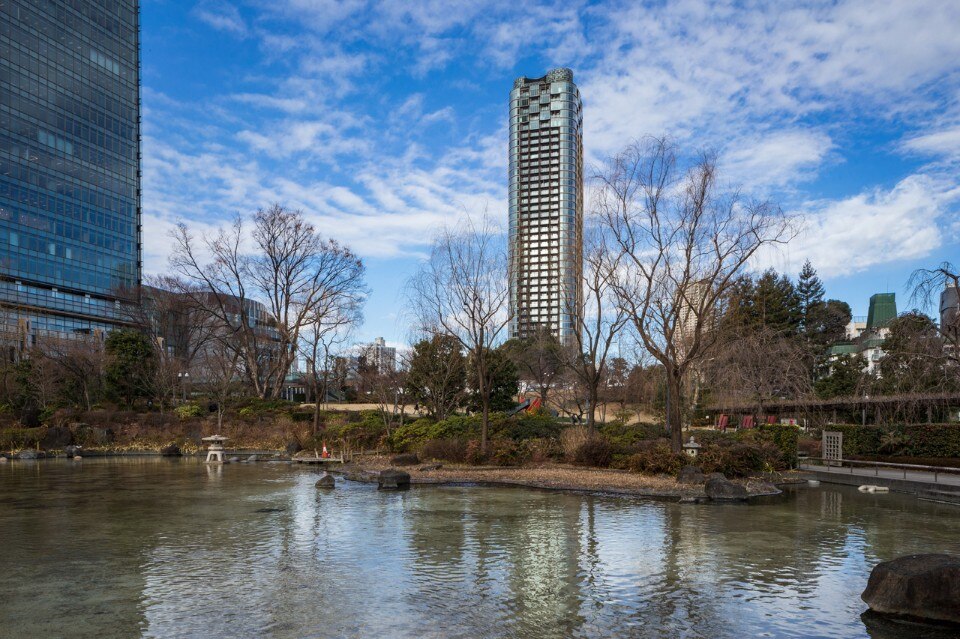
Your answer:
[0,0,141,349]
[508,68,583,345]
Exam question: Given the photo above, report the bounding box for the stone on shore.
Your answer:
[160,444,182,457]
[390,453,419,466]
[705,476,748,501]
[677,465,705,484]
[378,469,411,490]
[285,441,302,456]
[418,463,443,471]
[16,450,44,460]
[316,474,336,489]
[861,554,960,625]
[64,445,83,458]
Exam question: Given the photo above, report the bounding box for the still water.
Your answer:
[1,458,959,639]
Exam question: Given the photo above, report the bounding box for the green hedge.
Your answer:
[823,424,960,458]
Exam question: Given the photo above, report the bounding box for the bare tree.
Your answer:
[503,327,566,410]
[909,262,960,365]
[194,334,243,431]
[170,205,366,399]
[565,222,628,429]
[705,325,813,417]
[601,138,794,451]
[40,335,106,411]
[408,217,511,451]
[301,300,361,435]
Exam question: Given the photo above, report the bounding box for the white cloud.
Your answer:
[764,175,955,278]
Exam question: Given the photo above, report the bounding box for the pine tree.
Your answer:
[752,269,802,335]
[797,260,825,331]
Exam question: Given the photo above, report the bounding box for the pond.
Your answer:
[1,458,958,638]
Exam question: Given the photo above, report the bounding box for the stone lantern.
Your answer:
[683,436,701,458]
[202,435,229,463]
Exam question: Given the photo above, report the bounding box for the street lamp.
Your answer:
[178,371,190,402]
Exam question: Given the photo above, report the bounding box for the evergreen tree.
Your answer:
[751,269,802,335]
[467,347,519,413]
[105,329,156,407]
[406,334,466,421]
[797,260,825,331]
[814,353,865,398]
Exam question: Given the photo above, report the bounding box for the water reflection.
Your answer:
[0,459,958,638]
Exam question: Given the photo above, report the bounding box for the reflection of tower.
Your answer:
[508,68,583,346]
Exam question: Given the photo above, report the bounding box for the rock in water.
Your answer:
[228,456,240,463]
[64,445,83,458]
[861,554,960,625]
[704,476,748,501]
[16,450,42,460]
[316,474,336,489]
[677,465,705,484]
[244,455,259,463]
[390,453,419,466]
[160,444,182,457]
[378,469,411,490]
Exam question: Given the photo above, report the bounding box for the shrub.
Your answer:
[560,426,591,460]
[754,424,800,467]
[489,438,529,466]
[493,411,563,440]
[625,439,686,476]
[697,441,783,477]
[420,438,469,463]
[465,439,486,465]
[388,415,487,451]
[573,436,613,468]
[525,438,561,464]
[599,421,668,453]
[0,427,46,450]
[175,404,204,420]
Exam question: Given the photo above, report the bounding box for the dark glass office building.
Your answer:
[0,0,141,345]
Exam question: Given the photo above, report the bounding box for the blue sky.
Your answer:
[140,0,960,347]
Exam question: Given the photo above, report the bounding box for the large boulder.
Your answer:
[160,444,182,457]
[677,465,705,484]
[315,474,336,489]
[344,470,378,483]
[390,453,419,466]
[40,426,73,450]
[378,469,411,490]
[704,476,748,501]
[861,554,960,625]
[16,449,44,460]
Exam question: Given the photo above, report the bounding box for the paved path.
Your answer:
[800,463,960,490]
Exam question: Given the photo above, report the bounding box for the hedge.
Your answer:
[823,424,960,458]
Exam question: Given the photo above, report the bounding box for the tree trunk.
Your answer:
[667,369,684,452]
[586,385,598,431]
[481,400,489,452]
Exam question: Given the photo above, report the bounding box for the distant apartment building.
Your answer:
[0,1,142,350]
[508,68,583,345]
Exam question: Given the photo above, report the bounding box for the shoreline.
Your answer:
[328,458,810,501]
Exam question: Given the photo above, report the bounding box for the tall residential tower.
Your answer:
[508,68,583,344]
[0,0,141,347]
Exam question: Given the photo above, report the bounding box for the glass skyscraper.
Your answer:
[508,68,583,344]
[0,0,141,345]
